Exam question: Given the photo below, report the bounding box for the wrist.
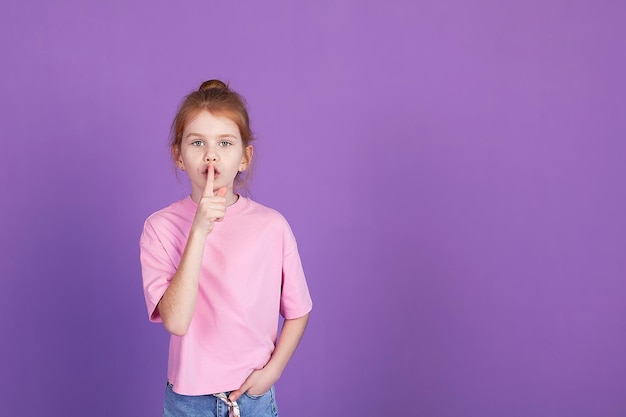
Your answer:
[262,360,284,381]
[188,228,209,243]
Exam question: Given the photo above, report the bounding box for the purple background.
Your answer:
[1,1,625,416]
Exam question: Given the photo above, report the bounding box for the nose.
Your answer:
[204,148,218,162]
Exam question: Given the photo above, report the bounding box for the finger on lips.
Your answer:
[204,164,215,197]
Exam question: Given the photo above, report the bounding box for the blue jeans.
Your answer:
[163,382,279,417]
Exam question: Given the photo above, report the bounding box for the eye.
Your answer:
[191,140,204,147]
[219,140,232,147]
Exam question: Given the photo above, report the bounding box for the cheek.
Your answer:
[180,146,201,161]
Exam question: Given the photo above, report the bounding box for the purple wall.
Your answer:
[1,1,625,416]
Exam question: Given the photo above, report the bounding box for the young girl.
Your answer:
[140,79,312,417]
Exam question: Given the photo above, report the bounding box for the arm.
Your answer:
[229,312,310,401]
[156,229,207,336]
[158,165,227,336]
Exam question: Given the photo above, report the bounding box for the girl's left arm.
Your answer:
[228,312,310,401]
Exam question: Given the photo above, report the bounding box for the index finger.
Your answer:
[203,164,215,197]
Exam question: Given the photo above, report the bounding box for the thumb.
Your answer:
[229,379,251,402]
[228,388,244,402]
[216,187,228,197]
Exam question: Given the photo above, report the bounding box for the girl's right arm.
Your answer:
[157,166,227,336]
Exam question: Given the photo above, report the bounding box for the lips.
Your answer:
[203,166,219,177]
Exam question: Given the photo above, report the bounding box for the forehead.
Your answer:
[183,110,241,137]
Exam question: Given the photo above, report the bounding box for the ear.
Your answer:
[239,145,254,172]
[172,146,185,170]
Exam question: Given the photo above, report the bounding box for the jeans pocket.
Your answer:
[243,390,266,400]
[243,385,273,400]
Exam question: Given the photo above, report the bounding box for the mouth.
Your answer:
[203,166,220,177]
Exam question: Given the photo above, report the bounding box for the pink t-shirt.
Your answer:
[140,195,312,395]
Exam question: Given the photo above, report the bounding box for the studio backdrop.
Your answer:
[1,1,625,416]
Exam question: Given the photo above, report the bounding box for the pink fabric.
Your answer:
[140,196,312,395]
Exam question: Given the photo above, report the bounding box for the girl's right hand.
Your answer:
[192,164,227,235]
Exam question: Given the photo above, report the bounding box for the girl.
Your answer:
[140,79,312,417]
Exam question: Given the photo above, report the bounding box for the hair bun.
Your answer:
[199,79,228,92]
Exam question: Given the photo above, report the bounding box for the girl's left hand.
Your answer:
[228,367,279,402]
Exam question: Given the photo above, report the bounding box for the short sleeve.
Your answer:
[139,219,177,322]
[279,224,313,319]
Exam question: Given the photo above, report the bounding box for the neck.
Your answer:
[227,192,239,206]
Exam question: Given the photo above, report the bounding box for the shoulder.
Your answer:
[141,197,193,242]
[241,198,300,246]
[146,197,192,224]
[241,197,291,227]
